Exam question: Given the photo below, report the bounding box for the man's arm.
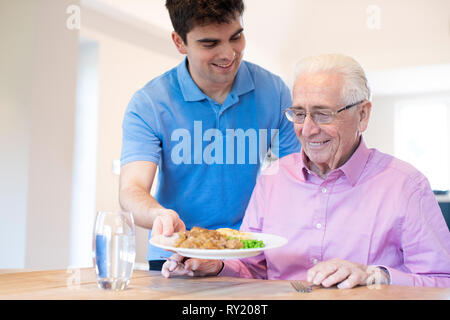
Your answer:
[307,178,450,288]
[391,180,450,287]
[119,161,185,235]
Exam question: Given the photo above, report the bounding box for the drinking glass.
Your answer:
[92,211,136,290]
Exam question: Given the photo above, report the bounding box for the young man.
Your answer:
[119,0,300,270]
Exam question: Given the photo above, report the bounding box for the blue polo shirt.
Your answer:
[121,58,300,261]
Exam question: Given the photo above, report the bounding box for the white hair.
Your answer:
[294,54,371,105]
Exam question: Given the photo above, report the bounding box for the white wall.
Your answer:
[0,0,79,269]
[24,0,79,270]
[243,0,450,84]
[364,91,450,192]
[365,63,450,154]
[0,0,37,268]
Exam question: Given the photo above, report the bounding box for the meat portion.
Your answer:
[174,227,244,249]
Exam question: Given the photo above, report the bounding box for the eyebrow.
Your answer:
[291,105,333,110]
[197,28,244,43]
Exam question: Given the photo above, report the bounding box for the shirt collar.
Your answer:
[339,137,371,186]
[297,152,309,182]
[230,61,255,97]
[177,57,255,103]
[177,57,206,102]
[298,136,371,186]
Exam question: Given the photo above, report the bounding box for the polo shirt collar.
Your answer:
[230,60,255,97]
[177,57,206,102]
[177,57,255,103]
[298,136,371,186]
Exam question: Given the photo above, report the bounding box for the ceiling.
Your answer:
[88,0,173,32]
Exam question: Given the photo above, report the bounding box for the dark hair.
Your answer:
[166,0,245,44]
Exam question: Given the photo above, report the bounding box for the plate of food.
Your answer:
[150,227,288,259]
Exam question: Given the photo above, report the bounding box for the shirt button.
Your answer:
[316,223,322,229]
[321,188,327,193]
[313,259,319,265]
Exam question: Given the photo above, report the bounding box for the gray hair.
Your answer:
[294,54,371,105]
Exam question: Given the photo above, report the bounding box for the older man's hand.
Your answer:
[161,253,224,278]
[306,258,371,289]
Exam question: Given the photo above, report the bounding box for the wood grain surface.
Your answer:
[0,268,449,300]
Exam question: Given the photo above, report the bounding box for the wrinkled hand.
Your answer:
[151,209,186,237]
[161,253,224,278]
[306,258,371,289]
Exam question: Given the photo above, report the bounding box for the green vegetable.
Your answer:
[226,236,265,249]
[240,239,265,249]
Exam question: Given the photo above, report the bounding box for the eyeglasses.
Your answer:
[284,100,364,124]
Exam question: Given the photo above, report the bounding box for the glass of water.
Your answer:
[93,211,136,290]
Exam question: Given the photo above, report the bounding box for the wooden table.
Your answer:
[0,268,449,300]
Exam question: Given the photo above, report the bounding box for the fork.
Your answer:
[290,280,316,293]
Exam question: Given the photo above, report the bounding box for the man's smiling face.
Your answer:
[173,14,245,91]
[292,72,369,175]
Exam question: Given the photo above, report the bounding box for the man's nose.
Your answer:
[218,43,236,61]
[301,113,321,137]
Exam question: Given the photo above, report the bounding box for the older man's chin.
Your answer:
[304,150,332,166]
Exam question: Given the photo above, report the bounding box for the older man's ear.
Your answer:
[357,101,372,133]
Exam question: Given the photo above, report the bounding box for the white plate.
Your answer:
[149,232,288,260]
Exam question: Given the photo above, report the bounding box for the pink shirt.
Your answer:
[220,138,450,287]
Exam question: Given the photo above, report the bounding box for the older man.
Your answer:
[162,54,450,288]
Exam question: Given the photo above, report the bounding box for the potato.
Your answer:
[216,228,253,240]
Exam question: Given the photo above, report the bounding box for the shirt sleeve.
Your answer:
[120,90,162,166]
[388,177,450,287]
[271,79,301,159]
[219,176,269,279]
